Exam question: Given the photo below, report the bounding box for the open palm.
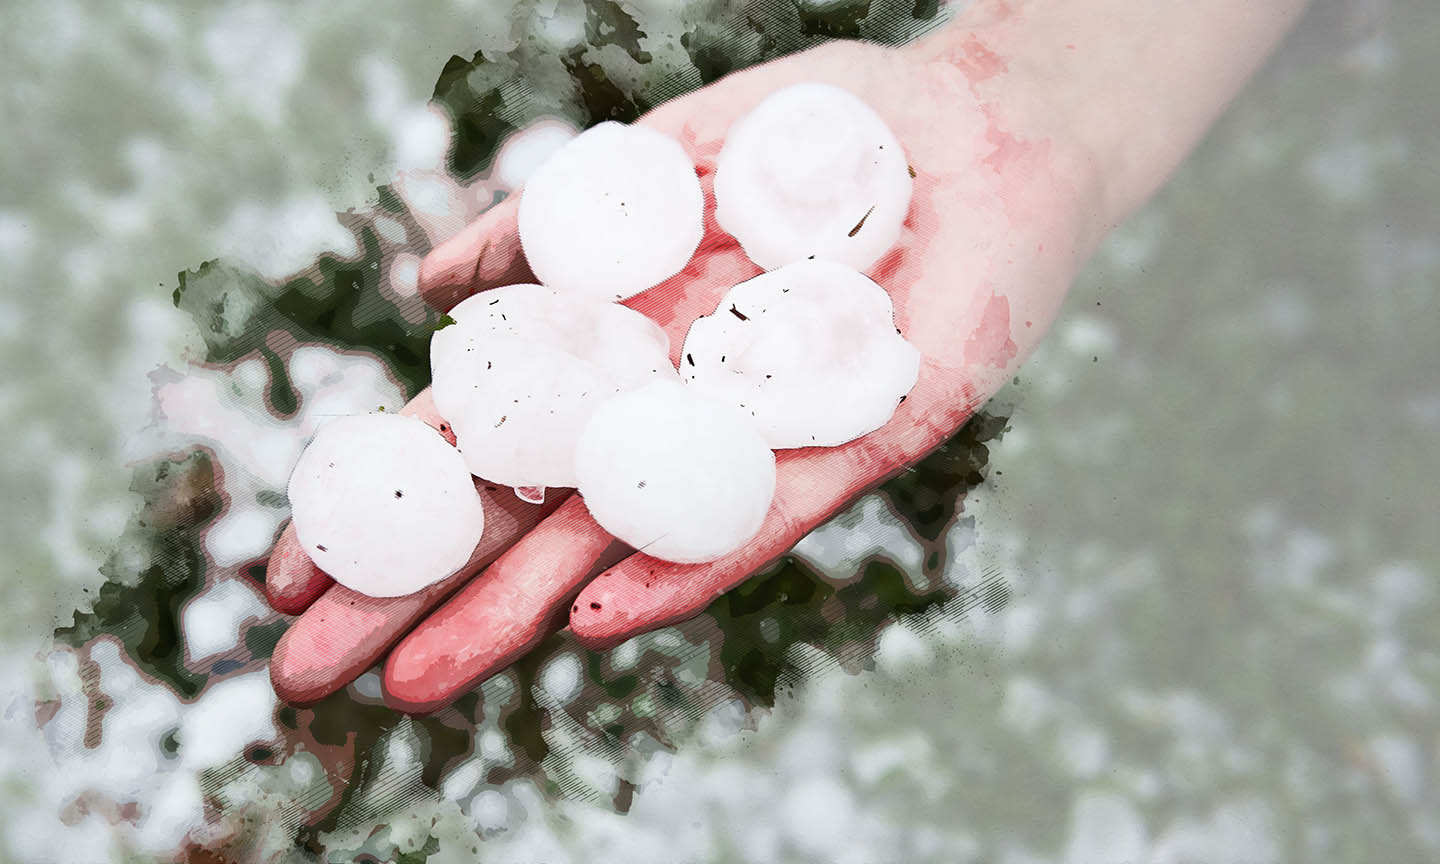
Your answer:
[264,35,1102,713]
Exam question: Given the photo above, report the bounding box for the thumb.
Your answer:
[417,195,532,313]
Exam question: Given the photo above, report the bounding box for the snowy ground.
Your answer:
[2,0,1437,862]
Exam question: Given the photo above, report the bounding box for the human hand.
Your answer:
[265,31,1104,712]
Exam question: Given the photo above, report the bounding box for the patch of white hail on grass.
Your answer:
[141,346,404,570]
[492,118,579,191]
[180,580,268,662]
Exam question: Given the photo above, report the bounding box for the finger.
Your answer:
[382,496,626,714]
[569,375,973,649]
[417,196,531,313]
[568,450,868,650]
[269,484,566,704]
[263,522,332,615]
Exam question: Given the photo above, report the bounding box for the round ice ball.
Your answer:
[714,82,913,272]
[574,379,776,564]
[430,284,675,489]
[518,121,704,301]
[287,412,484,598]
[681,258,920,448]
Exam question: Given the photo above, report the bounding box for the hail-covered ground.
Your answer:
[3,1,1439,862]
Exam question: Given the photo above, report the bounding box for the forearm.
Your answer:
[916,0,1312,230]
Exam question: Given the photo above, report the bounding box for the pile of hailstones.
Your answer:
[288,84,921,598]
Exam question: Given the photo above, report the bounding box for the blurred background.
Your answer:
[1,0,1436,861]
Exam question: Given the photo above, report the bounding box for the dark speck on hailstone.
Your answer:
[394,490,403,498]
[848,205,875,237]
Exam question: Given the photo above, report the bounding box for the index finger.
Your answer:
[570,371,983,649]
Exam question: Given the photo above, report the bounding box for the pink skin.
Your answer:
[569,39,1094,647]
[268,388,564,704]
[262,0,1310,710]
[266,36,1098,710]
[384,498,629,712]
[263,522,331,616]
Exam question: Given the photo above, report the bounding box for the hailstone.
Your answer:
[714,82,913,272]
[287,412,484,598]
[431,284,675,489]
[681,258,920,449]
[574,379,776,564]
[518,121,704,300]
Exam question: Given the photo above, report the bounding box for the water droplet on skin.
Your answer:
[516,485,546,504]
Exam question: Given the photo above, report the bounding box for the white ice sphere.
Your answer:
[287,412,484,598]
[518,121,704,300]
[714,82,913,272]
[574,379,776,564]
[431,284,675,488]
[681,259,920,448]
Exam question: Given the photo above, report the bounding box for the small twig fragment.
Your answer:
[848,205,876,238]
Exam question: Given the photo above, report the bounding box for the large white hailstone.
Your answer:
[431,284,675,489]
[714,82,913,272]
[518,121,704,300]
[287,412,484,598]
[681,258,920,449]
[574,379,776,564]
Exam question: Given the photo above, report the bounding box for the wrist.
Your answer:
[903,10,1114,259]
[910,0,1311,234]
